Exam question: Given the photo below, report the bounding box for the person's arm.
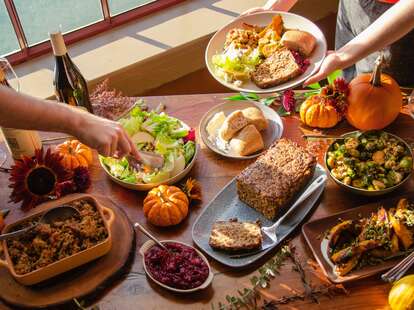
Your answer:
[0,85,138,158]
[304,0,414,85]
[242,0,298,15]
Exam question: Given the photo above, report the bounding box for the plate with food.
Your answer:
[326,131,413,196]
[206,11,327,93]
[192,139,327,267]
[303,195,414,283]
[99,106,197,191]
[199,101,283,159]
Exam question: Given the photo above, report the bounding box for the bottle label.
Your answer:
[1,128,42,159]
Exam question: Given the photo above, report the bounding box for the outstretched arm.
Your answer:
[242,0,298,15]
[304,0,414,85]
[0,85,138,158]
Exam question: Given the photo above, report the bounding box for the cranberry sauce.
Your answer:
[290,50,310,73]
[144,242,209,290]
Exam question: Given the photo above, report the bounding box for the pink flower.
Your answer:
[183,128,195,143]
[282,90,296,112]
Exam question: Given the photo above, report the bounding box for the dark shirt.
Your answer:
[336,0,414,86]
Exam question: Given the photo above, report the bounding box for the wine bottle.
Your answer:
[0,61,42,159]
[49,31,93,113]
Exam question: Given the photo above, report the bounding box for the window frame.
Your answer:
[4,0,186,65]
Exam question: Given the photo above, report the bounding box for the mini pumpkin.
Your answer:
[300,95,341,128]
[55,140,93,170]
[143,185,189,227]
[346,54,402,130]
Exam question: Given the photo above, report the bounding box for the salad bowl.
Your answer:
[99,105,198,191]
[99,145,198,191]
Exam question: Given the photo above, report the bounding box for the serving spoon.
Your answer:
[134,222,170,252]
[0,206,80,241]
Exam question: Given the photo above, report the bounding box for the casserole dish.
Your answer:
[0,193,114,286]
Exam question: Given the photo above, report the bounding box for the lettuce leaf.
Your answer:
[184,141,195,164]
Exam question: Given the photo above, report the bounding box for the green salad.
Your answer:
[212,46,262,86]
[101,106,196,184]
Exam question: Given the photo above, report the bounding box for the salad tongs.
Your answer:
[127,151,164,170]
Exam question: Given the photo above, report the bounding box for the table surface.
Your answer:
[1,93,413,310]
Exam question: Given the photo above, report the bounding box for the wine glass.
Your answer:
[0,58,20,170]
[407,89,414,119]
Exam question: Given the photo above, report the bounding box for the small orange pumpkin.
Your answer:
[55,140,93,170]
[346,55,402,130]
[143,185,189,227]
[300,95,341,128]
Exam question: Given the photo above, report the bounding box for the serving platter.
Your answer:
[192,164,326,268]
[199,101,283,159]
[205,11,327,94]
[0,195,134,309]
[302,193,414,283]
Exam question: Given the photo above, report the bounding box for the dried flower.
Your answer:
[333,77,349,95]
[73,166,91,192]
[181,177,202,202]
[282,90,296,113]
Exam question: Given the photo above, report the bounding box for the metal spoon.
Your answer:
[0,205,80,241]
[134,222,170,252]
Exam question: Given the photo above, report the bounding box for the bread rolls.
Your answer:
[219,110,249,141]
[230,124,264,156]
[242,107,268,131]
[281,30,316,57]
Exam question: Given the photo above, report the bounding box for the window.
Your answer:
[13,0,104,46]
[0,2,20,56]
[3,0,185,64]
[108,0,156,16]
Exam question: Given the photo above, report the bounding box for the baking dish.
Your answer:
[0,193,114,286]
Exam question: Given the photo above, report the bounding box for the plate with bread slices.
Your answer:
[199,101,283,159]
[206,11,327,93]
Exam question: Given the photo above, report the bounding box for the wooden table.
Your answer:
[1,93,413,310]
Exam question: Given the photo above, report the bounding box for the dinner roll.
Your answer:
[219,110,249,141]
[242,107,268,131]
[281,30,316,57]
[230,124,264,156]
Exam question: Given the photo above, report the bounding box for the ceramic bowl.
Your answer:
[99,144,198,191]
[199,101,283,159]
[325,131,413,196]
[0,194,114,286]
[139,240,214,293]
[205,11,327,94]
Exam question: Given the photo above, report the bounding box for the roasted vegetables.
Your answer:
[327,131,412,191]
[326,199,414,276]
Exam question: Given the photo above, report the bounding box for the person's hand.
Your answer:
[241,7,268,15]
[72,113,139,158]
[303,51,344,86]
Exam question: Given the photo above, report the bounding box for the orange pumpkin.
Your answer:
[143,185,189,227]
[55,140,93,170]
[346,55,402,130]
[300,95,341,128]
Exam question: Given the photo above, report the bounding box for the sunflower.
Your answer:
[181,177,202,202]
[8,148,72,210]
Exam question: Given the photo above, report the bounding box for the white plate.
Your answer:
[199,101,283,159]
[205,11,327,94]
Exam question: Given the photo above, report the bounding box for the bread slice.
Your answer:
[230,124,264,156]
[219,110,249,141]
[242,107,268,131]
[209,219,262,251]
[281,30,316,57]
[251,48,302,89]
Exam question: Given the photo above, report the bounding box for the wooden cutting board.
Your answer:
[0,196,135,309]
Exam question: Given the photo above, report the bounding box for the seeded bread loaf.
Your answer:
[209,219,262,251]
[236,139,316,220]
[251,48,301,89]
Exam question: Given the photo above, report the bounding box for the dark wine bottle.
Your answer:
[49,31,93,113]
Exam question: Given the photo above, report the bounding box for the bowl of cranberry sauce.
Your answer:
[140,240,213,292]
